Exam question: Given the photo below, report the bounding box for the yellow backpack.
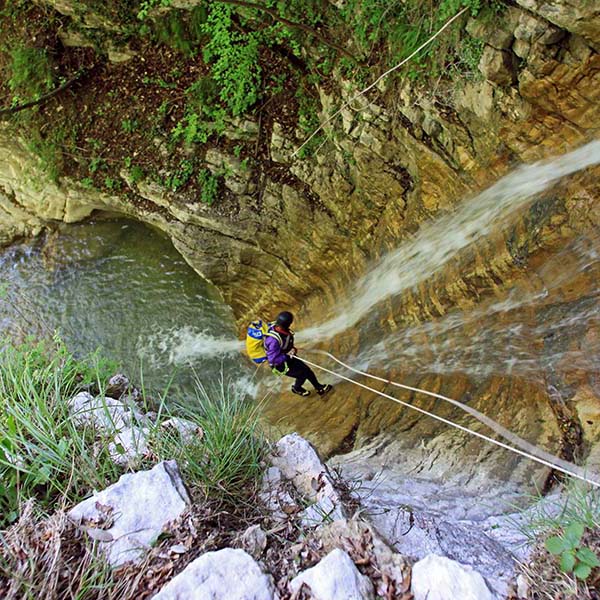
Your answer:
[246,319,279,364]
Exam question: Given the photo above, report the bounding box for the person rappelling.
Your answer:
[245,311,332,397]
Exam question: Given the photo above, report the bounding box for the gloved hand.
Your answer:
[288,347,297,357]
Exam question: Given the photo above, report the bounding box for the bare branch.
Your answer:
[0,70,87,117]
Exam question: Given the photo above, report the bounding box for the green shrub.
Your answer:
[546,521,600,580]
[130,164,145,184]
[164,158,194,191]
[453,36,485,80]
[121,118,139,133]
[513,479,600,595]
[171,77,226,145]
[201,4,262,116]
[137,0,172,21]
[337,0,489,80]
[295,90,325,158]
[198,168,218,205]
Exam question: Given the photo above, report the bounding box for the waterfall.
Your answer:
[301,139,600,344]
[171,140,600,371]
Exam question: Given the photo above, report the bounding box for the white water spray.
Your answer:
[356,230,600,379]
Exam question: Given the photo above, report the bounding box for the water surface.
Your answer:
[0,218,251,400]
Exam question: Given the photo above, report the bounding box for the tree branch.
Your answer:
[0,70,87,117]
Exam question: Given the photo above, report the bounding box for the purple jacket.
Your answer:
[264,327,294,366]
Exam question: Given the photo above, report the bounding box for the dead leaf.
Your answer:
[83,526,113,542]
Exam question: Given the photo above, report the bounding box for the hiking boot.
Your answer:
[291,386,310,397]
[317,384,332,396]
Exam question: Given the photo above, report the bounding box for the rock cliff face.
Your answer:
[1,1,599,494]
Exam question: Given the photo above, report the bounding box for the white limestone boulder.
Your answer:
[69,391,150,465]
[270,433,328,496]
[161,416,204,444]
[239,524,268,560]
[411,554,494,600]
[289,548,374,600]
[317,519,408,598]
[260,466,300,521]
[152,548,277,600]
[270,433,345,526]
[68,460,190,566]
[107,424,150,466]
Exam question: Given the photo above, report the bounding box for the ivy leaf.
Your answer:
[560,550,576,573]
[545,536,566,555]
[564,522,584,547]
[573,562,592,580]
[576,547,600,567]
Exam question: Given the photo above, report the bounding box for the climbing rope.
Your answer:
[297,350,600,488]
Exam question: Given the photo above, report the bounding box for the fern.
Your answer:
[201,3,262,116]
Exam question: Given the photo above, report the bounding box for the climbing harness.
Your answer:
[272,361,290,377]
[297,349,600,488]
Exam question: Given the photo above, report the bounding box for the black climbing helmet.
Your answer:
[275,311,294,329]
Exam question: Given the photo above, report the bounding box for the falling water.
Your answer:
[301,139,600,343]
[172,140,600,384]
[354,230,600,380]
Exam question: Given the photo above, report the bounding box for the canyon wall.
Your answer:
[1,0,599,492]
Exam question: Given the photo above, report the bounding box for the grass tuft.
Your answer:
[0,335,267,527]
[0,336,121,528]
[149,375,267,504]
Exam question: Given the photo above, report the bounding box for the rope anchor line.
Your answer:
[298,350,600,488]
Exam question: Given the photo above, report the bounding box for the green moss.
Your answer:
[8,45,54,102]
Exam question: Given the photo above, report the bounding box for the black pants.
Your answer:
[275,357,321,390]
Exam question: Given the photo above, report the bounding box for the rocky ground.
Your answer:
[1,372,598,599]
